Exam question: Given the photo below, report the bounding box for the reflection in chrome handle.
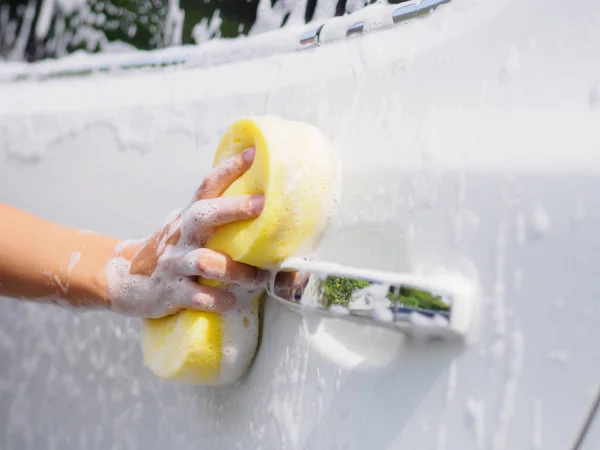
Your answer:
[267,260,476,341]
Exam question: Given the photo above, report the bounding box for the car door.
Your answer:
[1,0,599,449]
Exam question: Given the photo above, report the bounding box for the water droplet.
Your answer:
[589,82,600,110]
[530,204,551,237]
[499,46,520,86]
[466,397,485,449]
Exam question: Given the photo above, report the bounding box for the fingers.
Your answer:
[167,247,270,314]
[201,195,265,227]
[176,248,268,287]
[194,147,256,201]
[180,195,264,243]
[180,278,236,312]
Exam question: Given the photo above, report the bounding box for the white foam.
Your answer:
[217,287,262,385]
[329,304,349,316]
[164,0,185,47]
[35,0,55,41]
[67,251,81,275]
[192,9,222,45]
[5,0,35,62]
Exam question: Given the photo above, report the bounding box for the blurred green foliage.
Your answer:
[319,275,450,311]
[2,0,265,61]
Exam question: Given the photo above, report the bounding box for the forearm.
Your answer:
[0,204,136,310]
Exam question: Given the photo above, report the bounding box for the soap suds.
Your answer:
[53,275,68,293]
[105,198,259,319]
[42,269,69,295]
[35,0,55,41]
[329,304,350,316]
[67,251,81,275]
[217,286,263,385]
[530,204,551,238]
[446,360,457,404]
[492,330,524,450]
[466,397,485,449]
[192,9,222,45]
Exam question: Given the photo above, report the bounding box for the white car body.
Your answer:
[1,0,599,448]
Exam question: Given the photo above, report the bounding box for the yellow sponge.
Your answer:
[140,115,340,385]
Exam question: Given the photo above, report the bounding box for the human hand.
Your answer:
[107,147,272,319]
[0,148,310,318]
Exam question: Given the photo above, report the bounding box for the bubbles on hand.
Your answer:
[107,193,268,319]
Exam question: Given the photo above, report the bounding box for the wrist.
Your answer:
[100,238,145,314]
[63,232,131,311]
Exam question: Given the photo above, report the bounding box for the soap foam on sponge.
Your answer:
[141,115,340,385]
